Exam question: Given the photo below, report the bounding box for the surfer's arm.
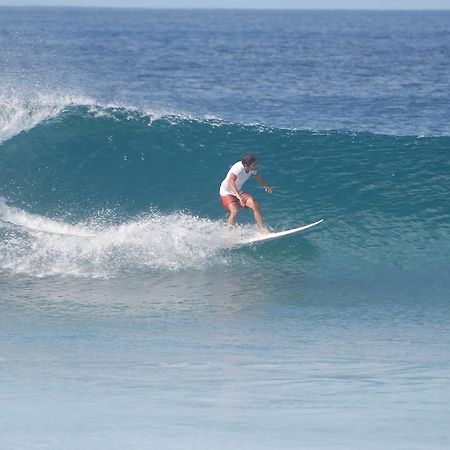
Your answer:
[254,174,273,193]
[228,174,246,205]
[228,174,241,197]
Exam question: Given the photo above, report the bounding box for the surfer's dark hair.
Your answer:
[242,153,257,166]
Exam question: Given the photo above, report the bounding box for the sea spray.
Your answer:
[0,198,256,277]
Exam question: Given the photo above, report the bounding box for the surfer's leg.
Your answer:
[227,202,239,227]
[244,197,268,234]
[221,195,240,228]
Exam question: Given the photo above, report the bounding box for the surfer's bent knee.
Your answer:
[246,197,259,210]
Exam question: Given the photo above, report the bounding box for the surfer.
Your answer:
[219,153,272,234]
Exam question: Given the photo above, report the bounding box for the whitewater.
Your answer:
[1,7,449,450]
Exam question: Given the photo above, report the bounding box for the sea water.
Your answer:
[1,8,449,449]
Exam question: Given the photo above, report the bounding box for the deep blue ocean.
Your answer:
[1,7,449,449]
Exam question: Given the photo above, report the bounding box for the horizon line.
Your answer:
[1,4,450,10]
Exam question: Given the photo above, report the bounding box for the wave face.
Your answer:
[1,104,449,277]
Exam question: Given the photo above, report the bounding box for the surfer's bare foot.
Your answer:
[259,228,270,235]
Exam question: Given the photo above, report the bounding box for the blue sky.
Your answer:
[0,0,449,8]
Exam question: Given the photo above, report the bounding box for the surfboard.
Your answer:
[239,219,324,245]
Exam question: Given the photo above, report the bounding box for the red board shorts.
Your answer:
[220,192,253,211]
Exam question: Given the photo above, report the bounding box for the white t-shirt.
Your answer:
[219,161,257,196]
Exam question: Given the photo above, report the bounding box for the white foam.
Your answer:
[0,198,94,237]
[0,199,254,278]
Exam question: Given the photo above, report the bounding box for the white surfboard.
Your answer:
[240,219,323,245]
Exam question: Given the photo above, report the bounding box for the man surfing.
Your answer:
[219,153,272,234]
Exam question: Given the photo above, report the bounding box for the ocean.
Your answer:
[1,7,449,449]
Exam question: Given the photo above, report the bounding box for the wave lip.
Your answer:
[0,92,224,145]
[0,92,101,144]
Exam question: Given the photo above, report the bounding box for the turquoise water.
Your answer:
[1,8,449,450]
